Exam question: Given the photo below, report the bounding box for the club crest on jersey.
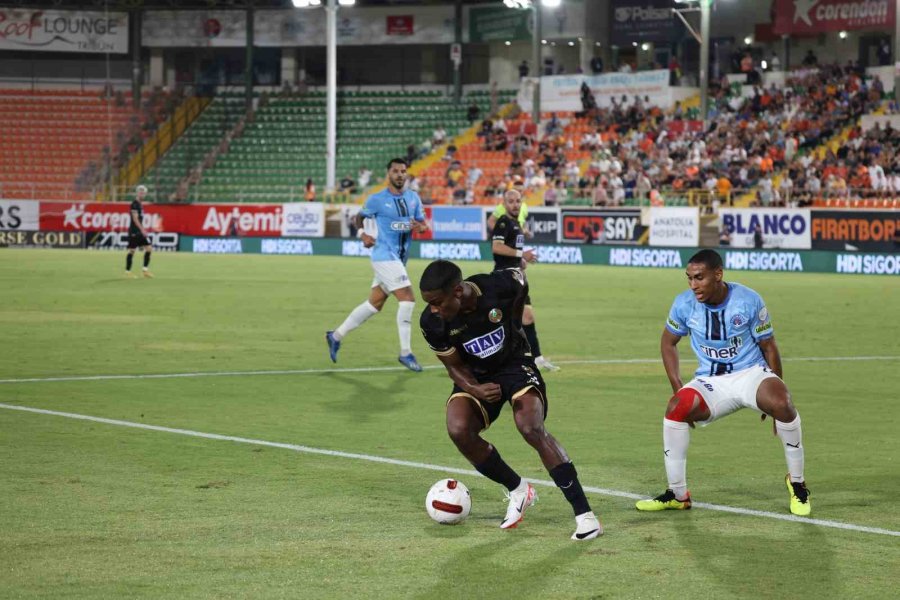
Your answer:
[488,308,503,323]
[462,325,505,359]
[731,313,748,328]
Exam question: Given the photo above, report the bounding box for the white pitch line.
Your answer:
[1,402,897,539]
[1,355,898,385]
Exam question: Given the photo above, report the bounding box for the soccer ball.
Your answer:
[425,479,471,525]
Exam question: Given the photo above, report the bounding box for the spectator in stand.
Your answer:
[339,174,357,195]
[432,125,447,147]
[719,226,732,247]
[305,178,316,202]
[769,52,781,72]
[878,38,891,66]
[419,138,433,159]
[406,144,417,165]
[753,223,764,249]
[446,162,464,189]
[518,60,530,79]
[590,55,604,74]
[802,49,818,67]
[358,166,372,189]
[467,164,484,188]
[467,100,481,123]
[405,174,420,193]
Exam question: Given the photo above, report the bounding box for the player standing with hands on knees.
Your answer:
[419,260,602,540]
[635,249,811,516]
[326,158,428,372]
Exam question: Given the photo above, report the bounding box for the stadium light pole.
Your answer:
[673,0,711,123]
[504,1,560,128]
[293,0,349,194]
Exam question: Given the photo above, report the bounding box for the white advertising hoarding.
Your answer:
[719,208,812,250]
[0,199,40,231]
[142,8,454,48]
[281,202,325,238]
[0,9,128,53]
[649,207,699,247]
[520,70,681,113]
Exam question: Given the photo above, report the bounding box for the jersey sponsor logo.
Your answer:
[390,221,413,231]
[449,325,468,336]
[488,308,503,323]
[755,321,773,335]
[667,317,683,331]
[699,344,739,360]
[462,325,505,359]
[731,313,748,328]
[514,234,524,249]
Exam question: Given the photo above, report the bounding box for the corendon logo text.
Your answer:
[202,207,282,236]
[62,203,161,231]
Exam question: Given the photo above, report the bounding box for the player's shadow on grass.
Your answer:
[321,372,413,421]
[414,537,584,600]
[673,513,839,597]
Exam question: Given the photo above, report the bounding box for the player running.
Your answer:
[326,158,428,372]
[489,189,559,372]
[125,184,153,278]
[419,259,602,540]
[635,249,811,516]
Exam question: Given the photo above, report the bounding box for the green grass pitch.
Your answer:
[1,249,898,599]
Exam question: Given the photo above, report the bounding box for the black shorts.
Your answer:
[447,358,548,430]
[127,232,150,249]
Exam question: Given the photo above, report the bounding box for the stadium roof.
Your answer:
[3,0,501,9]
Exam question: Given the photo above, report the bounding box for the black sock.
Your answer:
[523,323,542,357]
[550,462,592,516]
[143,252,151,268]
[474,447,522,492]
[126,253,133,271]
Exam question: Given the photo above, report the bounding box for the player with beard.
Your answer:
[326,158,428,371]
[490,188,559,371]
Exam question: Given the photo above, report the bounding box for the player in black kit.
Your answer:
[491,189,559,371]
[419,259,601,540]
[125,185,153,278]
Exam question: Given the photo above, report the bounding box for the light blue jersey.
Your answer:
[665,282,774,377]
[359,188,426,263]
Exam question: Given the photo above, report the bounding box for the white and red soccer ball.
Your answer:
[426,479,471,524]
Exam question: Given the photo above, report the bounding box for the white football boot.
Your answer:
[571,511,603,541]
[500,481,537,529]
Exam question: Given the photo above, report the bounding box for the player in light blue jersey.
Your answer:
[635,249,811,516]
[326,158,429,372]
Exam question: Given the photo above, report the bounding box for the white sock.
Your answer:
[397,301,415,356]
[663,418,690,500]
[776,415,804,483]
[334,301,379,341]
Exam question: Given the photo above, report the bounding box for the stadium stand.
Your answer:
[0,89,162,201]
[151,88,513,203]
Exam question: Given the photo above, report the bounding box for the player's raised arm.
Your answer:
[660,327,684,393]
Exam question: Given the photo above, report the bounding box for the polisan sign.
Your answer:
[772,0,895,35]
